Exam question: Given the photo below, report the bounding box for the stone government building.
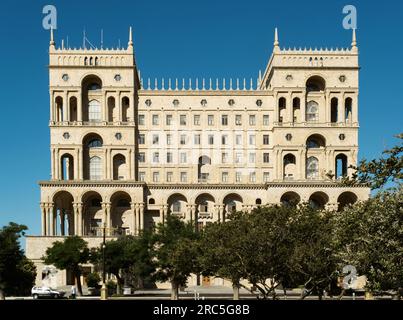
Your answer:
[26,27,370,287]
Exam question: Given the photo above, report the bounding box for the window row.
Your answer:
[138,171,270,183]
[138,133,270,146]
[138,114,270,126]
[137,152,270,164]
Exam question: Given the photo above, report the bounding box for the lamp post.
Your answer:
[100,223,107,300]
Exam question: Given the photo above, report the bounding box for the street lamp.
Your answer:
[100,223,107,300]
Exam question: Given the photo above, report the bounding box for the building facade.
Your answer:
[26,27,370,287]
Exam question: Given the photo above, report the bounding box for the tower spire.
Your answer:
[50,26,55,47]
[351,28,357,47]
[128,26,133,47]
[273,27,280,53]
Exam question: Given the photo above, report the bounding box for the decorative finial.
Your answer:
[351,28,357,48]
[50,26,55,47]
[128,26,133,47]
[273,27,280,52]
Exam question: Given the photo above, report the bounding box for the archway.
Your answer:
[113,154,126,180]
[52,191,74,236]
[306,76,325,93]
[83,133,103,180]
[223,194,243,220]
[82,191,103,236]
[280,192,301,207]
[337,192,358,211]
[81,75,102,122]
[283,153,296,180]
[309,192,329,210]
[110,192,132,235]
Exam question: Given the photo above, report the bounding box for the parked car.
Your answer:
[31,286,65,299]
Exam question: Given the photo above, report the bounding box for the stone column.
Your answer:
[54,149,59,180]
[128,149,132,180]
[104,149,108,179]
[74,148,79,180]
[338,94,345,124]
[273,92,279,123]
[60,211,65,236]
[79,148,84,180]
[139,203,145,232]
[130,203,137,235]
[49,204,55,236]
[219,205,224,222]
[40,203,46,236]
[288,93,293,124]
[353,95,358,124]
[77,203,83,236]
[117,93,122,122]
[325,92,330,124]
[102,202,111,235]
[63,92,68,122]
[51,148,55,180]
[50,91,54,122]
[77,92,82,123]
[159,206,164,224]
[299,149,305,180]
[135,204,140,235]
[301,94,306,123]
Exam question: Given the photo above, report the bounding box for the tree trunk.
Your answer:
[75,272,83,296]
[232,283,240,300]
[171,281,179,300]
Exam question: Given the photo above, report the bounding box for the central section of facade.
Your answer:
[26,28,369,286]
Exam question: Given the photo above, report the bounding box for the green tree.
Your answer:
[344,133,403,190]
[288,205,338,300]
[90,232,155,293]
[152,215,199,300]
[199,217,248,300]
[0,223,36,299]
[333,188,403,299]
[43,236,89,296]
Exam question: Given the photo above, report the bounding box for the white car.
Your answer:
[31,286,65,299]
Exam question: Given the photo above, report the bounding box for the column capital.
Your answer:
[101,202,111,209]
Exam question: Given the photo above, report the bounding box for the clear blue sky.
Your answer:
[0,0,402,238]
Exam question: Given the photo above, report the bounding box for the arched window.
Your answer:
[306,101,319,122]
[345,98,352,122]
[95,57,99,66]
[306,76,325,92]
[149,198,155,205]
[335,154,348,178]
[172,200,181,213]
[55,96,63,122]
[278,97,286,123]
[292,98,300,123]
[88,139,102,148]
[227,200,236,213]
[306,157,319,179]
[331,98,338,123]
[306,134,326,149]
[283,154,296,180]
[256,198,262,205]
[88,100,101,122]
[113,154,126,180]
[122,97,129,122]
[61,154,74,180]
[89,156,102,180]
[84,57,88,66]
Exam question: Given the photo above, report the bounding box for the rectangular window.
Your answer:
[263,135,269,145]
[249,172,256,183]
[138,114,145,125]
[152,114,159,125]
[153,172,159,182]
[166,172,173,182]
[235,172,241,183]
[249,115,256,125]
[235,152,242,163]
[263,172,270,182]
[263,153,270,163]
[263,115,269,126]
[152,134,159,145]
[208,135,214,145]
[222,135,228,145]
[194,134,201,145]
[249,134,256,145]
[194,115,200,125]
[167,152,173,163]
[208,115,214,126]
[222,153,228,163]
[138,134,145,144]
[249,153,256,163]
[180,115,187,125]
[222,172,229,183]
[221,115,228,126]
[167,134,172,145]
[180,153,187,163]
[235,115,242,125]
[180,134,186,145]
[138,152,145,163]
[153,152,159,163]
[236,135,242,145]
[180,172,187,183]
[139,172,145,182]
[166,114,173,125]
